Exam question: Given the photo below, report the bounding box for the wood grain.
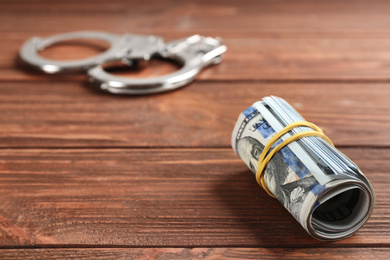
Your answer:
[0,148,387,247]
[6,33,390,81]
[0,81,388,148]
[1,248,390,260]
[4,0,390,81]
[2,0,390,257]
[4,0,390,32]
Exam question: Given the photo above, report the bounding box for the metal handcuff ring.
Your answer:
[19,31,227,95]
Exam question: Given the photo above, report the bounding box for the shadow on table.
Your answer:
[213,169,324,248]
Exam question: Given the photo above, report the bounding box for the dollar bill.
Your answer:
[232,96,375,240]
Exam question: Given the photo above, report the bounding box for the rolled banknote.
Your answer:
[231,96,375,241]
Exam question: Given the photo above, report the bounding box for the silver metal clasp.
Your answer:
[114,34,164,66]
[89,35,227,94]
[19,31,164,74]
[161,35,225,67]
[19,31,227,94]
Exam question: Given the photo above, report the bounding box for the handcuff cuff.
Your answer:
[19,31,227,95]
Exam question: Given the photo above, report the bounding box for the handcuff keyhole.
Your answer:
[39,39,110,61]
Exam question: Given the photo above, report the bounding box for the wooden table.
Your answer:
[1,0,389,259]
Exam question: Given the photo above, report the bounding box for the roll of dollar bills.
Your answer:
[231,96,375,241]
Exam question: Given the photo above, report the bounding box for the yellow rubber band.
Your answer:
[255,121,334,198]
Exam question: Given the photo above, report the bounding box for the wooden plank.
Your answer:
[1,248,390,260]
[0,81,389,147]
[0,148,386,247]
[4,0,390,81]
[3,0,390,33]
[1,0,389,257]
[5,33,390,81]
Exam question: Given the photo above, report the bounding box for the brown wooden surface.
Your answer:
[0,148,388,247]
[1,0,390,259]
[1,248,390,260]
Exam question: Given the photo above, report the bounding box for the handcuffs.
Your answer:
[19,31,227,95]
